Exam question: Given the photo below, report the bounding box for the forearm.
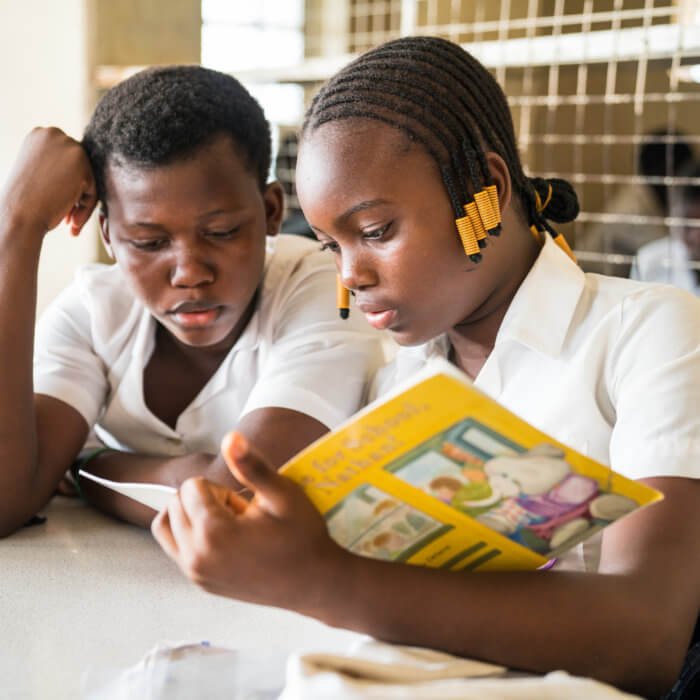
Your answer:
[308,553,684,697]
[0,215,45,506]
[80,450,243,527]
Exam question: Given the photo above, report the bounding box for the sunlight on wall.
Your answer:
[0,0,97,315]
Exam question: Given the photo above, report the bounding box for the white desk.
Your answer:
[0,497,362,699]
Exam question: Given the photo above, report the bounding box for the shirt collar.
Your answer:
[495,234,586,358]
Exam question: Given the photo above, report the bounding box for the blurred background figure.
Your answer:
[631,161,700,296]
[578,129,694,276]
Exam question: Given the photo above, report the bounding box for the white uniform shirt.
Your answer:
[373,236,700,570]
[630,235,700,296]
[34,235,382,457]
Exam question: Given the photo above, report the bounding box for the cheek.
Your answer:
[113,250,164,302]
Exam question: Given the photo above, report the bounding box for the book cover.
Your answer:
[279,359,662,572]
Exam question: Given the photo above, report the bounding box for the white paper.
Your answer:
[78,470,176,511]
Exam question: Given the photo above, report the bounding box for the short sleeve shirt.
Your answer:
[372,236,700,569]
[375,235,700,479]
[34,234,383,457]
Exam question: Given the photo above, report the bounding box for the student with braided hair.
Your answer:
[152,37,700,697]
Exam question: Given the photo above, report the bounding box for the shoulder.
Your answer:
[256,234,336,331]
[38,262,144,352]
[576,274,699,355]
[262,234,333,289]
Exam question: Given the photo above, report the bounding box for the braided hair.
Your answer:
[301,36,579,261]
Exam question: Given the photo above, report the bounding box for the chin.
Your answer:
[388,325,439,348]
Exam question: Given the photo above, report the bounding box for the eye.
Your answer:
[319,240,340,253]
[207,227,240,239]
[362,222,392,240]
[130,239,167,252]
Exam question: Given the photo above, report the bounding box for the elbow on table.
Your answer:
[0,491,49,538]
[0,513,31,538]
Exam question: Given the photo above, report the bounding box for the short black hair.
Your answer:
[301,36,578,255]
[83,65,271,209]
[638,129,694,212]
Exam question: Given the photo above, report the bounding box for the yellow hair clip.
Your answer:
[464,201,487,248]
[336,274,350,319]
[474,187,501,235]
[455,215,481,261]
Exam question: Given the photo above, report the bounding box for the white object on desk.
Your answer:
[78,470,176,511]
[0,497,363,700]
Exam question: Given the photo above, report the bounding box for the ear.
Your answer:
[262,180,285,238]
[98,211,114,259]
[484,152,512,216]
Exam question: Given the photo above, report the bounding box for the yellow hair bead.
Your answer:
[455,215,480,256]
[485,185,502,227]
[464,201,487,243]
[474,189,499,232]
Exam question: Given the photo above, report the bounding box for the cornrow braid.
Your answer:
[301,36,579,263]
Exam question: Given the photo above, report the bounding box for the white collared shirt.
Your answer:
[34,235,383,457]
[373,236,700,571]
[374,234,700,482]
[630,235,700,297]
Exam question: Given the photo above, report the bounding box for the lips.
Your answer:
[356,300,399,331]
[169,301,222,328]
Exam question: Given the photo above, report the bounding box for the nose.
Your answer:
[169,240,215,288]
[338,246,378,292]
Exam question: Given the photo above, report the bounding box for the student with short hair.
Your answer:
[0,65,381,535]
[631,161,700,296]
[151,39,700,697]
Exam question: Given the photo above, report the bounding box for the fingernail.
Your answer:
[230,432,248,459]
[222,431,248,461]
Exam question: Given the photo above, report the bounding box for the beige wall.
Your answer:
[0,0,97,315]
[0,0,201,314]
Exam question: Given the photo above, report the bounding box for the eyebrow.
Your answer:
[336,199,391,226]
[126,209,234,230]
[309,199,392,235]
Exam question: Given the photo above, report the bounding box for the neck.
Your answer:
[447,220,540,379]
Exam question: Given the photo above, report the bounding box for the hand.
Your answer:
[151,432,347,613]
[1,127,97,237]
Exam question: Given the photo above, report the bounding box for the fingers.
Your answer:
[151,508,179,560]
[208,482,249,515]
[68,188,98,236]
[221,431,300,519]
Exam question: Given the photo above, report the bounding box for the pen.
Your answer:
[336,275,350,319]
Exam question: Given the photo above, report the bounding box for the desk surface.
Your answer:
[0,497,361,699]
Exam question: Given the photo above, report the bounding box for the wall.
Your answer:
[0,0,202,314]
[0,0,96,315]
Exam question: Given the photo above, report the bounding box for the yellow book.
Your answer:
[280,359,662,572]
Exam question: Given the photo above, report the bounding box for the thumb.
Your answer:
[220,431,299,519]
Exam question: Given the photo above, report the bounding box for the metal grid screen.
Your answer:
[234,0,700,279]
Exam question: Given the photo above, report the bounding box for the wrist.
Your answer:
[0,207,47,256]
[297,543,364,624]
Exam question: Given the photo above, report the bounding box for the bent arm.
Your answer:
[0,128,96,536]
[310,476,700,697]
[155,443,700,698]
[81,406,328,527]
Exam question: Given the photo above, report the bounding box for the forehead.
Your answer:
[297,120,440,198]
[300,120,412,168]
[103,134,260,217]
